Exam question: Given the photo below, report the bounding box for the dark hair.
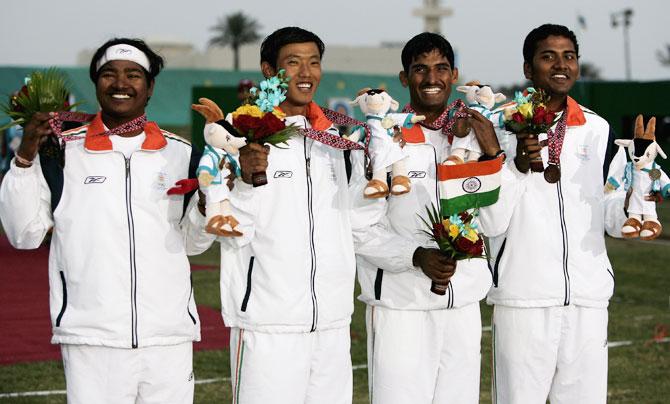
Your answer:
[89,38,164,83]
[401,32,455,73]
[260,27,325,70]
[523,24,579,64]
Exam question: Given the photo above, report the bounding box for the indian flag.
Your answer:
[437,158,502,216]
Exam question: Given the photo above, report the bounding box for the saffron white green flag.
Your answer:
[438,158,502,215]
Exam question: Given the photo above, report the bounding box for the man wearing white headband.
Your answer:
[0,38,214,403]
[95,43,152,73]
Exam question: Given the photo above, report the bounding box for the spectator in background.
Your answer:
[237,78,255,103]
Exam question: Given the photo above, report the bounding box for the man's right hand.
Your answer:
[412,247,456,286]
[238,143,269,184]
[15,112,54,166]
[514,134,541,173]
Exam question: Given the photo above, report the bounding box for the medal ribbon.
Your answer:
[300,107,369,152]
[402,99,468,142]
[546,111,568,167]
[48,111,148,141]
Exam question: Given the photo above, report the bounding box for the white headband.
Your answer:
[96,44,151,72]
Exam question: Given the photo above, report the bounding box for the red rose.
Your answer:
[233,115,262,135]
[532,106,547,125]
[455,236,484,256]
[432,223,447,240]
[512,112,525,123]
[254,112,286,139]
[545,111,556,125]
[471,238,484,256]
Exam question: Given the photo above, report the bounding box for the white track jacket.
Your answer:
[218,103,356,333]
[0,114,212,348]
[480,98,627,308]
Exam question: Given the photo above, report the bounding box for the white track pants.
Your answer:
[366,302,482,404]
[492,305,608,404]
[61,342,194,404]
[229,327,352,404]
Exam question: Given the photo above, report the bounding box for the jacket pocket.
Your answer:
[492,238,507,288]
[241,256,255,312]
[374,268,384,300]
[187,274,197,325]
[607,268,615,295]
[56,271,68,327]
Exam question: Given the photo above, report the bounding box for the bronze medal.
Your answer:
[649,168,661,181]
[544,164,561,183]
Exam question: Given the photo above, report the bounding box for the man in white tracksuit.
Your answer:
[479,24,628,403]
[0,39,213,403]
[215,27,356,404]
[350,32,506,404]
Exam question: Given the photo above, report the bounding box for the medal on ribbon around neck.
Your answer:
[544,112,567,183]
[544,163,561,183]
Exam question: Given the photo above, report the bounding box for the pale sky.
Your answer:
[2,0,669,87]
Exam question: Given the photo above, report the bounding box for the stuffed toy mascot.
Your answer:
[347,88,425,198]
[612,115,669,240]
[192,98,247,237]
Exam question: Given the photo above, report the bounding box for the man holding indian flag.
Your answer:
[349,32,506,404]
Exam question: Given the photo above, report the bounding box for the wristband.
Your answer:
[478,150,506,163]
[14,153,34,167]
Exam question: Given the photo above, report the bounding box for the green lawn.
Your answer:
[1,236,668,403]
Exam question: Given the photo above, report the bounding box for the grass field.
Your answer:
[1,229,669,402]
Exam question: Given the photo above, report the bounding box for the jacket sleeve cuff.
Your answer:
[407,243,424,271]
[11,157,40,175]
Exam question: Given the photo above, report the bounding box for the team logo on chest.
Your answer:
[154,171,169,191]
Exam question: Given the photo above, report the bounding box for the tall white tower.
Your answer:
[412,0,453,34]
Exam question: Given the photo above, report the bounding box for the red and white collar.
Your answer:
[84,112,166,152]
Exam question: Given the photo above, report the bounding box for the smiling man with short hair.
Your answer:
[349,32,505,404]
[0,38,212,404]
[216,27,356,404]
[479,24,628,404]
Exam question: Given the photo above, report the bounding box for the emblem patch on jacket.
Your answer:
[154,171,169,191]
[577,144,590,160]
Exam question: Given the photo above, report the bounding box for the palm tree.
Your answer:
[657,44,670,67]
[209,12,261,71]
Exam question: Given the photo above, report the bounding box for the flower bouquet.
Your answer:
[230,69,299,186]
[1,68,79,130]
[502,87,557,172]
[420,204,485,295]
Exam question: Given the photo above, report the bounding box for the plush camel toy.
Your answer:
[447,81,506,164]
[613,115,669,240]
[347,88,425,198]
[191,98,247,237]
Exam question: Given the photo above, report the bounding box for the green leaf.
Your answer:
[1,67,77,127]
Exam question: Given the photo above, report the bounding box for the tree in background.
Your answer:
[579,62,602,80]
[209,12,261,71]
[657,44,670,67]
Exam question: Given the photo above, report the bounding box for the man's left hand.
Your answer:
[464,107,501,157]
